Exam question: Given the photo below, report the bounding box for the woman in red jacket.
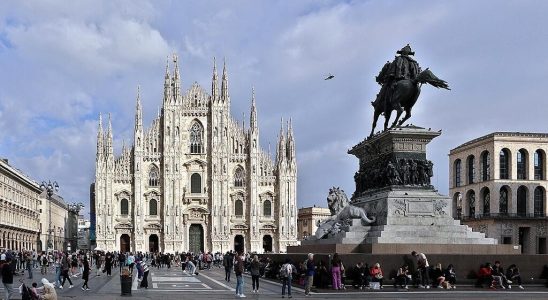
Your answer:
[370,263,384,289]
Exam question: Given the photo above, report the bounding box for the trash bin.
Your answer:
[120,267,132,296]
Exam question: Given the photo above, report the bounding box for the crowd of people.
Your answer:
[0,247,540,299]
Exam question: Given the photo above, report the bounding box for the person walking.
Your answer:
[280,258,294,299]
[223,251,234,282]
[412,251,430,288]
[234,251,246,298]
[331,253,342,290]
[104,253,113,276]
[140,261,150,289]
[41,253,49,275]
[26,253,33,279]
[1,256,14,300]
[81,256,90,291]
[59,254,74,289]
[250,255,260,293]
[304,253,315,296]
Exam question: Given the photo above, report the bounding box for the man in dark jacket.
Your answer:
[2,257,14,300]
[223,251,234,282]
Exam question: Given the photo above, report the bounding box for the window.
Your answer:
[535,150,544,180]
[517,149,527,180]
[190,122,203,154]
[149,166,159,187]
[517,186,527,216]
[467,190,476,217]
[467,155,475,184]
[234,167,245,187]
[482,188,490,215]
[454,159,461,187]
[191,173,201,194]
[235,199,243,216]
[263,200,272,217]
[481,151,490,181]
[534,187,545,217]
[149,199,158,216]
[120,199,129,215]
[499,187,509,214]
[500,149,509,179]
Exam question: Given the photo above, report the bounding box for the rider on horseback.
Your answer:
[372,44,421,111]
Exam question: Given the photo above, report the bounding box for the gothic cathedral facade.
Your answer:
[94,56,298,254]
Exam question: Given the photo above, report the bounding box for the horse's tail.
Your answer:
[418,68,450,90]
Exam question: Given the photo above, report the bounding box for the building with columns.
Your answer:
[0,158,41,251]
[38,192,70,252]
[94,55,298,254]
[297,206,330,241]
[449,132,548,254]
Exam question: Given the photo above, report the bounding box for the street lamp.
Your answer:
[40,180,59,255]
[67,203,84,252]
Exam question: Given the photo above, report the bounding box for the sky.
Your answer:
[1,0,548,216]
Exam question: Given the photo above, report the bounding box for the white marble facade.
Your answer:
[95,55,298,254]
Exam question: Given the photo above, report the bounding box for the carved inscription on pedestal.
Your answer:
[407,200,434,216]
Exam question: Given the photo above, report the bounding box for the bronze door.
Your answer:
[189,224,203,253]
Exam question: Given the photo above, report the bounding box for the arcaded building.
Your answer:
[297,206,331,240]
[94,56,298,254]
[449,132,548,254]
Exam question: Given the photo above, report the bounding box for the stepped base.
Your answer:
[289,242,520,254]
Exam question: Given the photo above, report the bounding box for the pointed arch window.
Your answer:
[149,166,159,187]
[235,199,243,216]
[190,122,203,154]
[234,167,245,187]
[149,199,158,216]
[120,199,129,216]
[191,173,201,194]
[263,200,272,217]
[534,187,544,217]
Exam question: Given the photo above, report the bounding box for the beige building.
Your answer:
[297,206,331,240]
[38,192,70,252]
[449,132,548,254]
[95,55,298,254]
[0,158,42,251]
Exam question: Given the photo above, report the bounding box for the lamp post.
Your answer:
[40,180,59,255]
[67,203,84,252]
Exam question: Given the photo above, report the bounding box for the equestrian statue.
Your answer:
[369,44,450,137]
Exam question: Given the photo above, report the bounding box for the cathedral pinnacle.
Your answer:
[135,85,143,130]
[277,117,286,164]
[221,58,229,102]
[97,113,104,159]
[212,57,219,101]
[106,113,113,157]
[172,53,181,102]
[250,87,258,133]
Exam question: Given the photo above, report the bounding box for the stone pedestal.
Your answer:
[291,126,519,254]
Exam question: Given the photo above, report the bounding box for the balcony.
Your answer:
[462,212,547,221]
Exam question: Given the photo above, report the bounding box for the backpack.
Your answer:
[279,263,289,278]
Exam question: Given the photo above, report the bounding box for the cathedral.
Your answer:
[94,55,298,254]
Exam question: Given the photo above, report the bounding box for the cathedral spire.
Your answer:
[287,118,296,161]
[172,53,181,101]
[250,87,258,133]
[106,113,113,157]
[221,58,229,102]
[97,113,104,160]
[211,57,219,101]
[135,85,143,130]
[163,57,172,104]
[277,117,286,164]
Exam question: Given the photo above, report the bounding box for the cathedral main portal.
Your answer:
[189,224,204,253]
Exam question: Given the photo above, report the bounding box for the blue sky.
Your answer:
[1,0,548,216]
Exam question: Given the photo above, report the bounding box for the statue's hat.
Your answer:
[397,44,415,55]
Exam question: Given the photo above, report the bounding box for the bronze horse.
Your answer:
[369,68,450,137]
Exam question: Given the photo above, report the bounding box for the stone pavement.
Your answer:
[2,265,548,299]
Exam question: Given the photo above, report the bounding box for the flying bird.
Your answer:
[324,74,335,80]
